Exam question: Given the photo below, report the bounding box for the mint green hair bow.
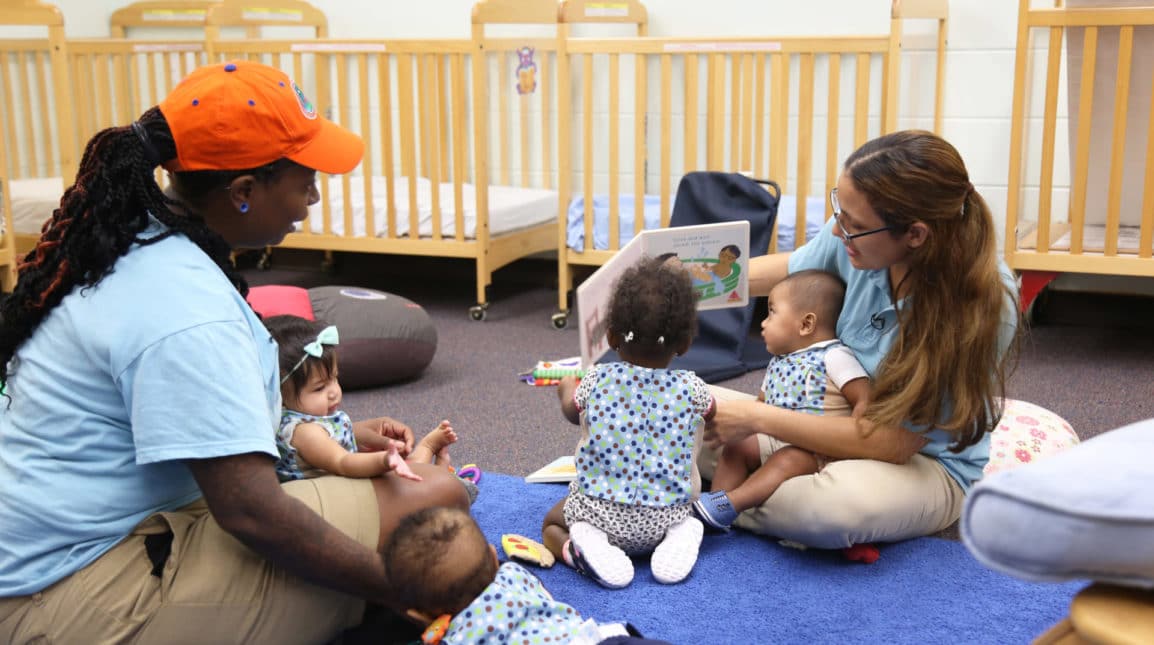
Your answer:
[281,325,339,384]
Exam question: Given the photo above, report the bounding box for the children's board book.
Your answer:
[524,455,577,484]
[576,220,750,368]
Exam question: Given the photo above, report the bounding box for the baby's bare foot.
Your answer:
[418,419,457,468]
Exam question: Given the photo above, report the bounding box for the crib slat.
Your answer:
[540,51,551,190]
[116,53,134,126]
[1141,62,1154,259]
[661,53,672,223]
[17,52,37,175]
[71,55,90,168]
[1069,27,1098,257]
[337,53,354,240]
[422,55,444,241]
[608,53,619,251]
[707,54,724,170]
[741,54,754,173]
[378,52,396,239]
[1104,25,1133,257]
[452,54,467,236]
[796,53,815,246]
[357,53,374,241]
[397,54,419,240]
[769,53,788,192]
[556,39,572,309]
[634,52,646,236]
[499,51,510,186]
[0,52,14,177]
[826,53,841,217]
[35,51,53,175]
[582,53,594,251]
[438,55,451,183]
[854,53,870,148]
[754,54,766,180]
[520,92,530,188]
[1036,26,1064,255]
[683,54,697,175]
[729,54,739,170]
[1005,1,1031,265]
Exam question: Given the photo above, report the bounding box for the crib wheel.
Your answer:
[256,249,271,271]
[551,312,568,329]
[469,304,488,321]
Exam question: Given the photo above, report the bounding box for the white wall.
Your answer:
[37,0,1137,277]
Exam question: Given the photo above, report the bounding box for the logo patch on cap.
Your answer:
[292,81,317,120]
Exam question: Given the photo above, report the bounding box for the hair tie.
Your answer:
[961,181,975,217]
[131,121,163,167]
[623,331,635,343]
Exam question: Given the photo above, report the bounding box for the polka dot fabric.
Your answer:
[275,409,356,481]
[573,363,713,507]
[444,562,585,644]
[761,343,838,414]
[984,398,1079,476]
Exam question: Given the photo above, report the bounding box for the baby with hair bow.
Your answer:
[264,315,458,482]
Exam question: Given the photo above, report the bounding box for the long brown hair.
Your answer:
[844,130,1019,450]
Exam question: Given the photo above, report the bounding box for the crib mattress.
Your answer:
[565,192,825,253]
[8,177,63,236]
[302,177,558,239]
[1019,223,1143,254]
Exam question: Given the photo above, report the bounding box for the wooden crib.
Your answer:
[0,0,73,255]
[1006,0,1154,308]
[205,0,564,320]
[0,133,18,288]
[551,0,950,326]
[0,0,328,255]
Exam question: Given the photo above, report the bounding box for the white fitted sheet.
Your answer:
[302,176,558,239]
[8,177,63,235]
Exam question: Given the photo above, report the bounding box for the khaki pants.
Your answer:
[0,476,379,645]
[699,434,964,548]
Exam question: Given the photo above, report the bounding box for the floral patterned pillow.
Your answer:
[985,398,1079,476]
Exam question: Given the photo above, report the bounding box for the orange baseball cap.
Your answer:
[159,60,363,175]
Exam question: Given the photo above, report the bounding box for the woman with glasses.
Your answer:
[701,130,1019,553]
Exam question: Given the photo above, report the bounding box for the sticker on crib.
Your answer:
[584,2,630,18]
[515,47,537,95]
[663,42,783,53]
[339,288,388,301]
[242,8,305,22]
[141,9,207,22]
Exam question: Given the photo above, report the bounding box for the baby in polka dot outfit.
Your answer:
[384,507,640,645]
[543,256,716,589]
[695,269,870,531]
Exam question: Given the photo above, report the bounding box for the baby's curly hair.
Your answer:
[383,507,497,617]
[608,255,698,359]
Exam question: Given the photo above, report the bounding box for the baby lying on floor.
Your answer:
[384,507,666,644]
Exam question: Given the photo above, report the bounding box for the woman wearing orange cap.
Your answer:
[0,61,468,643]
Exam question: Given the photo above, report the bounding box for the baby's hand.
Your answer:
[383,440,422,482]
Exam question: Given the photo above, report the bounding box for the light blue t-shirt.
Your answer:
[788,217,1018,490]
[0,220,281,597]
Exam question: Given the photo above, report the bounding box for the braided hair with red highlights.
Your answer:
[0,107,288,391]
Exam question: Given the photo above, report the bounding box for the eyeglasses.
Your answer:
[830,187,892,242]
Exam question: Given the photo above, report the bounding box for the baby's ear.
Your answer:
[798,312,818,336]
